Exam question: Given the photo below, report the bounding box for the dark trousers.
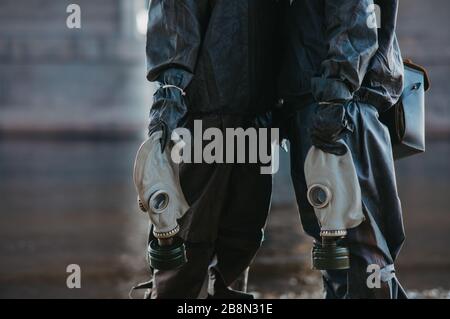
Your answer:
[286,100,407,299]
[150,114,272,299]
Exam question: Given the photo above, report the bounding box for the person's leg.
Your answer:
[208,116,273,298]
[208,164,272,298]
[343,101,407,299]
[288,100,407,299]
[286,102,349,298]
[289,104,408,299]
[149,115,232,299]
[151,242,214,299]
[345,254,406,299]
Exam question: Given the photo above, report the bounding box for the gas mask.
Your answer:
[133,131,189,270]
[304,142,365,270]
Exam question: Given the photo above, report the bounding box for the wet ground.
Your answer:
[0,139,449,299]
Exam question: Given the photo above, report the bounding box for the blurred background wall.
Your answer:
[0,0,150,136]
[0,0,449,298]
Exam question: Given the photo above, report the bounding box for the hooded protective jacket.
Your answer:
[278,0,407,298]
[146,0,281,116]
[278,0,403,112]
[142,0,280,298]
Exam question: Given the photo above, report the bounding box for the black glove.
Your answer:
[310,102,353,156]
[148,69,191,151]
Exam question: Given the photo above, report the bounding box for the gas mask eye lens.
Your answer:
[307,184,331,209]
[312,187,327,205]
[150,191,169,213]
[153,194,167,209]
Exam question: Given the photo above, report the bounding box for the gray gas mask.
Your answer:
[304,142,365,270]
[133,131,190,270]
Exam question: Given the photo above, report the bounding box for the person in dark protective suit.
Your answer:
[277,0,407,298]
[136,0,281,299]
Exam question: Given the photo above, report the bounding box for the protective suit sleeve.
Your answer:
[145,0,210,85]
[311,0,378,103]
[148,79,189,151]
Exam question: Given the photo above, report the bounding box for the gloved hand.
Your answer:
[148,69,190,151]
[310,102,353,156]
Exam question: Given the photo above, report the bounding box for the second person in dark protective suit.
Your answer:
[142,0,281,298]
[277,0,407,298]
